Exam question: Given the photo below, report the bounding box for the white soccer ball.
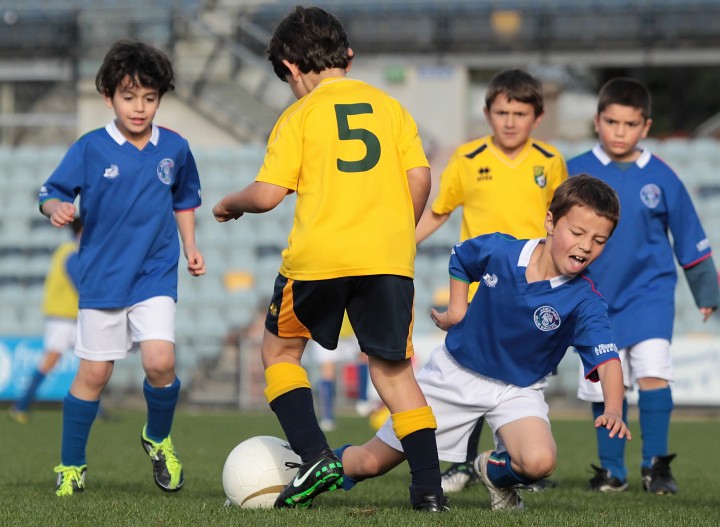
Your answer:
[222,435,301,508]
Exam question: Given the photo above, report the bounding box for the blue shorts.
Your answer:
[264,274,415,361]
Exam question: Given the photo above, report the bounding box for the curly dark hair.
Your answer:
[95,40,175,97]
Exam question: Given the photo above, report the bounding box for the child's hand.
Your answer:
[430,308,453,331]
[700,307,715,322]
[212,202,242,222]
[185,247,206,276]
[594,411,632,440]
[44,201,76,227]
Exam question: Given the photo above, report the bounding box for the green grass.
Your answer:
[2,408,718,527]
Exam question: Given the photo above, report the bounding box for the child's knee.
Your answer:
[516,448,556,479]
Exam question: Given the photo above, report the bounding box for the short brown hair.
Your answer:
[549,175,620,233]
[485,69,544,116]
[597,78,651,119]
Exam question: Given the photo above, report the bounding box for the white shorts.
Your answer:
[376,345,549,462]
[576,338,673,402]
[75,296,175,361]
[44,318,77,353]
[306,337,360,364]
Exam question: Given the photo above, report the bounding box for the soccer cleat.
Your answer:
[411,493,450,512]
[8,407,29,425]
[516,478,558,492]
[140,426,184,492]
[441,461,479,493]
[589,464,628,492]
[274,448,343,509]
[642,454,678,495]
[54,464,86,497]
[474,451,524,511]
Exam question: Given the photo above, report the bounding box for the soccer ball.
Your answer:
[222,435,300,508]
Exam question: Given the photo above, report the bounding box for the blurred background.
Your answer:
[1,0,719,412]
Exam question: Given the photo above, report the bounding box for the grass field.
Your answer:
[2,408,718,527]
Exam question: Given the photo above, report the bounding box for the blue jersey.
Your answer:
[39,122,201,309]
[444,234,619,387]
[568,145,712,348]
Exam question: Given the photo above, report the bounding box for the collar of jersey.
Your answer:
[592,143,651,168]
[105,120,160,146]
[518,238,572,288]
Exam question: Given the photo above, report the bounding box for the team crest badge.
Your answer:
[640,183,661,209]
[157,158,174,185]
[268,303,278,317]
[482,273,498,287]
[534,305,561,331]
[103,164,120,179]
[533,166,546,188]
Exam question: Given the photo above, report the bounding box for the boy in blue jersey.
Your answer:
[332,175,631,511]
[570,78,719,495]
[38,40,205,497]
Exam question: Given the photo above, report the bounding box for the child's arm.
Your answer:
[175,210,206,276]
[212,182,288,222]
[595,360,632,440]
[416,209,450,245]
[683,257,719,322]
[406,166,431,226]
[41,199,76,228]
[430,278,469,331]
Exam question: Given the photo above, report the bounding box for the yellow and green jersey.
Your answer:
[432,135,567,242]
[42,240,79,319]
[257,77,428,280]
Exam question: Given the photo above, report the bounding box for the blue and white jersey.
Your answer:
[444,233,619,387]
[39,121,201,309]
[568,145,711,348]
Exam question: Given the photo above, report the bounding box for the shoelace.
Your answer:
[148,438,182,477]
[53,465,82,494]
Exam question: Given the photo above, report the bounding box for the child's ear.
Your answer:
[282,59,301,81]
[544,211,554,235]
[345,48,354,73]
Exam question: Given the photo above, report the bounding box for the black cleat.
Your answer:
[411,493,450,512]
[274,449,343,509]
[589,464,628,492]
[642,454,678,495]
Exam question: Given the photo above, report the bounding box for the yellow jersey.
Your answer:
[256,77,429,280]
[42,240,79,319]
[432,135,567,241]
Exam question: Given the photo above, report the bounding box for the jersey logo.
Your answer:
[534,306,561,331]
[477,167,492,182]
[639,183,661,209]
[268,303,278,317]
[533,166,546,188]
[103,164,120,179]
[482,273,498,287]
[594,343,618,356]
[697,238,710,252]
[157,158,175,185]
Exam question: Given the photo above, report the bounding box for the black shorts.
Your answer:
[264,274,415,361]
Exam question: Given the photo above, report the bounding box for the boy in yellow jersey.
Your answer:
[213,6,445,512]
[415,69,567,492]
[9,219,82,424]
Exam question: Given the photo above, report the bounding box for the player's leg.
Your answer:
[632,339,677,495]
[133,297,184,492]
[475,382,554,510]
[12,318,76,422]
[577,352,629,491]
[440,418,483,492]
[263,276,346,508]
[348,275,446,512]
[55,307,122,496]
[334,436,406,489]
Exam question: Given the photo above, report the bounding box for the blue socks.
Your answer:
[592,399,628,482]
[319,379,335,423]
[333,444,359,490]
[486,451,534,487]
[638,387,673,468]
[357,363,369,402]
[15,369,46,412]
[143,377,180,442]
[61,393,100,466]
